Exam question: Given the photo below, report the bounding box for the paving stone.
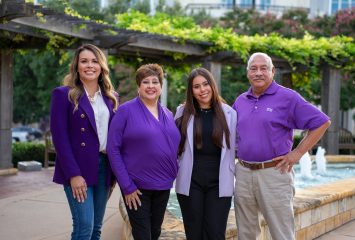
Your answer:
[18,161,42,171]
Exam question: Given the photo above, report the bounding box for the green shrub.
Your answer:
[292,135,302,150]
[12,142,55,167]
[293,134,322,155]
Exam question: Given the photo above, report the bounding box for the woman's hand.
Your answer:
[124,189,142,211]
[70,176,87,203]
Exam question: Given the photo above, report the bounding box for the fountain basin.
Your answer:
[161,155,355,240]
[293,177,355,239]
[295,162,355,189]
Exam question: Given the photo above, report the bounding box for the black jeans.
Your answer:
[177,160,232,240]
[125,189,170,240]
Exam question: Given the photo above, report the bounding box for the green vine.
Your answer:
[26,7,354,88]
[33,7,354,72]
[115,10,355,71]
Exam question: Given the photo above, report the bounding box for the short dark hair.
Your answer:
[135,64,164,86]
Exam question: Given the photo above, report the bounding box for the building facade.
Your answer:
[180,0,310,17]
[310,0,355,17]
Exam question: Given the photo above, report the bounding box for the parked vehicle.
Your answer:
[11,127,43,142]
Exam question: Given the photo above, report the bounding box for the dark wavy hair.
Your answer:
[176,67,230,156]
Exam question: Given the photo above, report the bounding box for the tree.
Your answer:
[340,71,355,111]
[132,0,150,14]
[101,0,131,23]
[333,8,355,38]
[221,66,249,105]
[12,0,135,125]
[13,50,70,125]
[219,7,355,39]
[43,0,132,24]
[156,0,185,16]
[190,9,218,28]
[218,7,355,109]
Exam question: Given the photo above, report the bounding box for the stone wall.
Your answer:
[294,178,355,239]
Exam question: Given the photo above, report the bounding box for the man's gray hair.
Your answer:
[247,52,274,70]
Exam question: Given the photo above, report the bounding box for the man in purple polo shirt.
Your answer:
[232,52,331,240]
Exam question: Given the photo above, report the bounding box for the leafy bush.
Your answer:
[12,142,55,167]
[292,135,302,150]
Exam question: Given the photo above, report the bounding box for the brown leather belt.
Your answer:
[239,159,281,170]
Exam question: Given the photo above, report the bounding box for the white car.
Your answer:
[11,127,43,142]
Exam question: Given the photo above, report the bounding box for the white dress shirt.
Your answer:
[85,87,109,153]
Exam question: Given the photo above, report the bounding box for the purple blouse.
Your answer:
[107,97,180,195]
[233,81,330,162]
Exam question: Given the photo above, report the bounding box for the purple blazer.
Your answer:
[50,86,116,186]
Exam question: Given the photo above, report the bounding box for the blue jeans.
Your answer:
[64,154,110,240]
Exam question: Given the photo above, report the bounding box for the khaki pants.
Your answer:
[234,162,295,240]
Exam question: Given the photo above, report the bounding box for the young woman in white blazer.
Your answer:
[175,67,237,240]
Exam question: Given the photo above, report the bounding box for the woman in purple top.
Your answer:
[107,64,180,240]
[50,44,118,240]
[175,68,237,240]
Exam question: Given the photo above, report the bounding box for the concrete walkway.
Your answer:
[0,168,125,240]
[315,220,355,240]
[1,168,355,240]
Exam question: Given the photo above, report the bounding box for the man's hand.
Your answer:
[274,121,331,174]
[274,149,303,174]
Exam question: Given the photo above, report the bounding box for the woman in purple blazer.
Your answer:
[175,68,237,240]
[50,44,118,240]
[107,64,180,240]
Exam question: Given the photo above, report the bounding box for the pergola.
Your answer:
[0,0,341,170]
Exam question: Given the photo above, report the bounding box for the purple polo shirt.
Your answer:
[232,81,329,162]
[107,97,180,195]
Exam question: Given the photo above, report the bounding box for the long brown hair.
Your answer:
[63,44,118,112]
[176,67,230,156]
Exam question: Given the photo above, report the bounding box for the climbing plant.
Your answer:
[115,11,354,71]
[114,10,355,106]
[10,4,355,124]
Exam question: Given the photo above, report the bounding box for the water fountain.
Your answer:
[299,151,313,178]
[315,146,327,174]
[299,146,327,179]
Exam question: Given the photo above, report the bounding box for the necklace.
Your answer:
[200,108,212,113]
[88,95,96,103]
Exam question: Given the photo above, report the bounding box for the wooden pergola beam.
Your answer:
[12,17,95,40]
[127,37,206,56]
[0,0,31,22]
[0,21,48,39]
